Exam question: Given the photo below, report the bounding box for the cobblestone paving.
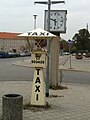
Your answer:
[0,82,90,120]
[23,83,90,120]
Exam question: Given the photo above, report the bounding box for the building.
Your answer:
[0,32,30,53]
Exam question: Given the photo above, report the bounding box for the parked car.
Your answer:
[0,52,9,58]
[76,53,83,59]
[63,52,70,55]
[20,52,31,57]
[85,53,90,58]
[8,52,20,58]
[72,53,76,56]
[83,53,86,56]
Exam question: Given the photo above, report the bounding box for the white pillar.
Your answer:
[49,37,59,87]
[31,68,46,106]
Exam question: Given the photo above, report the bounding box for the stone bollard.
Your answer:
[2,94,23,120]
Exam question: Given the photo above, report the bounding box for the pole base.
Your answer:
[46,93,49,97]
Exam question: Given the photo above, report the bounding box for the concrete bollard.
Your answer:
[2,94,23,120]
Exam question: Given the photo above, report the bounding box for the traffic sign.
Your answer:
[68,39,72,45]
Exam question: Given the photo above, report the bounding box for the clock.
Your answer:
[50,12,64,30]
[44,10,67,33]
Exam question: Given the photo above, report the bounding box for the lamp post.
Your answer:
[33,15,37,29]
[34,0,65,97]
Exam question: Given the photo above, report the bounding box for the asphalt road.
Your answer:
[63,70,90,84]
[0,57,90,84]
[0,57,34,81]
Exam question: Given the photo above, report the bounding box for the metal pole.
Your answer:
[69,45,72,69]
[70,54,72,69]
[59,69,63,84]
[33,15,37,50]
[47,0,50,32]
[33,15,37,29]
[46,0,51,97]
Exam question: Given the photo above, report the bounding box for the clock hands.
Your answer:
[50,13,64,30]
[50,18,57,26]
[50,18,56,21]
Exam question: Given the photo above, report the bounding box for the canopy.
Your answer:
[17,28,57,40]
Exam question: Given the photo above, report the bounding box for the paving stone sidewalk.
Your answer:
[0,81,90,120]
[23,83,90,120]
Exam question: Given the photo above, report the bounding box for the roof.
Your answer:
[18,28,57,40]
[0,32,22,40]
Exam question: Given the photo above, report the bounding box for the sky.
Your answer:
[0,0,90,40]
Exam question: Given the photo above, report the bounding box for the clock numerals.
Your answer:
[50,12,64,31]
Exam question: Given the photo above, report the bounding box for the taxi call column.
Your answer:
[31,50,46,106]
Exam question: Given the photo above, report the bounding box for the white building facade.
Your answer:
[0,32,30,53]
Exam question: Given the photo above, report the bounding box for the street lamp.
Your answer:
[33,15,37,29]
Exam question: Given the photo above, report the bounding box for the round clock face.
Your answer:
[44,10,67,33]
[50,12,64,31]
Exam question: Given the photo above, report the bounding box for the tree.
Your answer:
[59,39,69,52]
[72,29,90,52]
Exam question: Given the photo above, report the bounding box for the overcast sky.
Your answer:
[0,0,90,40]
